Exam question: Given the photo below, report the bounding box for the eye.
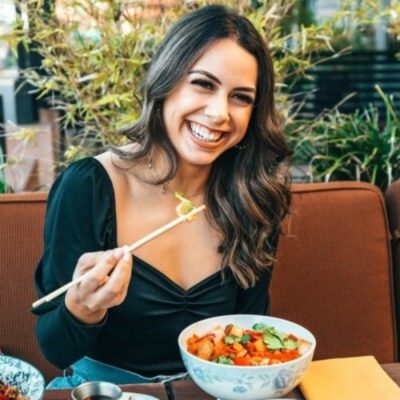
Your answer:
[233,93,255,105]
[191,79,215,90]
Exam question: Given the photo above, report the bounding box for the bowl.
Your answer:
[0,355,45,400]
[178,314,316,400]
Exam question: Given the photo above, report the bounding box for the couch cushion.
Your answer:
[0,192,60,382]
[271,181,397,363]
[385,179,400,359]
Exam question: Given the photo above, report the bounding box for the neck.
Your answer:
[149,151,210,199]
[174,159,211,192]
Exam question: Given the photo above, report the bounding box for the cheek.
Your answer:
[237,109,253,134]
[164,95,195,123]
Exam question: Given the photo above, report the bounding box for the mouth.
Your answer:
[188,121,224,143]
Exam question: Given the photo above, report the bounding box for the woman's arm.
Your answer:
[32,158,122,369]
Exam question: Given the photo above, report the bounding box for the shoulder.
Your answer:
[49,156,113,200]
[59,156,109,180]
[93,146,146,199]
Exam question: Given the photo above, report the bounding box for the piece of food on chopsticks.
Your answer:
[175,192,198,220]
[186,322,311,366]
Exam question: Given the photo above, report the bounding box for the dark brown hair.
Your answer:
[112,4,292,288]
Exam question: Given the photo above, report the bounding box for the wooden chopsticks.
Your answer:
[32,204,206,309]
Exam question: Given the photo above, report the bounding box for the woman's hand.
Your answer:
[65,246,133,324]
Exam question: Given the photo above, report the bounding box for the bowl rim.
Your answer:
[0,354,46,388]
[178,314,316,370]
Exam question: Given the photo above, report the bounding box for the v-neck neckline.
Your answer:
[133,255,223,294]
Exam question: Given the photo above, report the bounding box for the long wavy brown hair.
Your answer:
[112,4,293,288]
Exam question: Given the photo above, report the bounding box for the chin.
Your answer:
[179,154,218,168]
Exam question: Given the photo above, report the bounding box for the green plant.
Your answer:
[387,2,400,58]
[2,0,398,185]
[6,0,205,162]
[286,86,400,190]
[4,0,377,163]
[0,144,7,193]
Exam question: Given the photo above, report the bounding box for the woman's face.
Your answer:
[162,38,258,169]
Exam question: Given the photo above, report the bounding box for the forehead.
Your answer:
[189,38,258,88]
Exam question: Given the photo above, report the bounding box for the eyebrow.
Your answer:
[188,69,256,93]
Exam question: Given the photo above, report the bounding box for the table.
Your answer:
[43,363,400,400]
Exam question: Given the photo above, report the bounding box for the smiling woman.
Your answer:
[32,4,292,389]
[163,38,258,166]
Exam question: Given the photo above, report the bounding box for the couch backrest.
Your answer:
[0,192,60,382]
[271,181,397,363]
[0,182,397,384]
[385,179,400,359]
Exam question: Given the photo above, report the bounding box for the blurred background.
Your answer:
[0,0,399,192]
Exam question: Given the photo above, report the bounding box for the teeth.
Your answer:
[189,122,222,142]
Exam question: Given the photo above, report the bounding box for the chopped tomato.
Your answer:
[233,356,252,366]
[245,330,263,340]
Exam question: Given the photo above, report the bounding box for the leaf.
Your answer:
[13,128,39,143]
[263,330,284,350]
[283,337,299,350]
[0,180,6,193]
[252,322,269,331]
[240,334,251,344]
[215,356,233,365]
[95,94,121,107]
[224,335,241,344]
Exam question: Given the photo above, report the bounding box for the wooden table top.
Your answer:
[170,364,400,399]
[43,363,400,400]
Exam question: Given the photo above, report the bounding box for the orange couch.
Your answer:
[386,179,400,357]
[0,181,398,383]
[0,192,60,382]
[271,182,397,363]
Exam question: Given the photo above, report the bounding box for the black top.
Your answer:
[33,158,276,376]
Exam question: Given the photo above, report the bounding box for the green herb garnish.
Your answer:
[240,334,251,344]
[224,335,242,344]
[252,323,299,351]
[214,356,234,365]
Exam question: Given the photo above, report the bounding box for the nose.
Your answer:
[204,94,229,123]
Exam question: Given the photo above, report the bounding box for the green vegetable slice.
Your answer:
[263,330,284,350]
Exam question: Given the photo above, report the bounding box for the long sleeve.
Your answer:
[32,158,117,369]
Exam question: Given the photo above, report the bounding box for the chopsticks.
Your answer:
[32,204,206,309]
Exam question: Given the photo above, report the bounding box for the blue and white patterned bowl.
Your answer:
[0,355,45,400]
[178,315,316,400]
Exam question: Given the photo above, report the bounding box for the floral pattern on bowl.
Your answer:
[181,351,309,398]
[0,355,45,400]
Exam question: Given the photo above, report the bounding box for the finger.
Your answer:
[74,251,108,278]
[79,249,124,293]
[89,246,133,307]
[106,246,133,293]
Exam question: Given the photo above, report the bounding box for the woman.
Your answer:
[33,4,292,388]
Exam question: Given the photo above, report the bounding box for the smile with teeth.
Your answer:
[188,122,223,142]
